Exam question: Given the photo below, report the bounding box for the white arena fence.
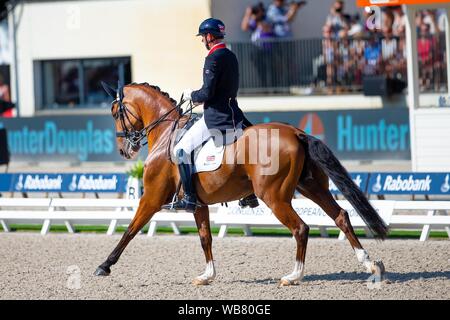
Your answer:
[0,171,449,240]
[0,198,449,241]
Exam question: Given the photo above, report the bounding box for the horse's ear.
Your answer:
[117,80,124,100]
[101,81,117,99]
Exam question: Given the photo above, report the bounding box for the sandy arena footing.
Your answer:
[0,233,448,300]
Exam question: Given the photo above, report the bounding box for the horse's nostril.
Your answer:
[119,149,124,156]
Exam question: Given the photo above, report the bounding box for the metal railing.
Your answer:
[229,34,447,95]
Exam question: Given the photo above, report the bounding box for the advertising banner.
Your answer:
[329,172,370,195]
[0,115,123,162]
[367,172,450,195]
[357,0,450,7]
[0,173,128,193]
[215,199,395,227]
[2,172,449,195]
[246,108,410,160]
[0,108,410,161]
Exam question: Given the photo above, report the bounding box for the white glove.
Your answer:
[183,89,193,101]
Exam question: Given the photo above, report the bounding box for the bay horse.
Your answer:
[95,82,387,286]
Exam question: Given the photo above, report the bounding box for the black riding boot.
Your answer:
[239,194,259,208]
[164,150,197,213]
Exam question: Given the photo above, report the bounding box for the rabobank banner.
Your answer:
[329,173,369,195]
[367,172,450,195]
[0,115,126,162]
[246,108,410,160]
[0,173,128,193]
[1,172,449,195]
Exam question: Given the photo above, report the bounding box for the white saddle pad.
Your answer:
[193,138,225,173]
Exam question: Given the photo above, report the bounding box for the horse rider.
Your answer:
[169,18,259,212]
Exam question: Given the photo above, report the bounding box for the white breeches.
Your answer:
[173,116,211,155]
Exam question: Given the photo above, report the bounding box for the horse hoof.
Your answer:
[278,278,293,287]
[370,260,385,278]
[94,266,110,276]
[192,277,211,286]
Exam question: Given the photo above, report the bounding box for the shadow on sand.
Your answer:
[230,271,450,285]
[304,271,450,283]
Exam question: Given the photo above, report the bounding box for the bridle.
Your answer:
[110,84,191,151]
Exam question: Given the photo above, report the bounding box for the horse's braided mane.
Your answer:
[129,82,177,107]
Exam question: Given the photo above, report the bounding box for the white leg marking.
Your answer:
[195,260,216,282]
[281,260,304,284]
[355,248,372,272]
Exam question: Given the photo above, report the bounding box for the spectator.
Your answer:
[241,2,275,44]
[348,13,364,38]
[241,3,276,89]
[322,25,337,92]
[418,23,432,65]
[436,9,447,33]
[415,10,425,34]
[382,7,394,33]
[389,5,407,80]
[417,23,433,90]
[323,0,349,39]
[391,6,406,37]
[364,36,382,76]
[0,73,12,117]
[381,27,396,60]
[422,10,438,35]
[381,26,398,78]
[393,37,407,80]
[336,37,352,90]
[349,34,366,86]
[266,0,305,39]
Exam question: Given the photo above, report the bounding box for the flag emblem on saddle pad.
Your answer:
[206,155,215,162]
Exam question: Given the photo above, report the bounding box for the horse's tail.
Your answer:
[298,133,388,240]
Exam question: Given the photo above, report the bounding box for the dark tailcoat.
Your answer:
[191,46,252,144]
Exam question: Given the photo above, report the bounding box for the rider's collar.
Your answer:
[208,42,226,56]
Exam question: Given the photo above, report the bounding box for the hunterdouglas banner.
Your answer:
[0,109,409,161]
[0,115,123,162]
[246,108,410,160]
[0,173,128,193]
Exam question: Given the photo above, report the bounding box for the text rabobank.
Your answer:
[7,121,114,161]
[337,115,409,152]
